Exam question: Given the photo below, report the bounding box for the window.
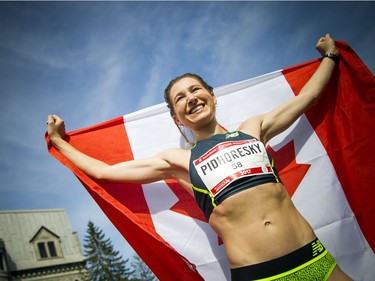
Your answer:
[30,226,63,260]
[47,241,57,257]
[37,242,48,258]
[37,241,58,259]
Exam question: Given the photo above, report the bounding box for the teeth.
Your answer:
[190,105,203,114]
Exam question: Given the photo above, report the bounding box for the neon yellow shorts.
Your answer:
[231,239,337,281]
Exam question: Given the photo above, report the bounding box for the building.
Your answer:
[0,209,88,281]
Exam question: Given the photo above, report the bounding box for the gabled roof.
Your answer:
[29,226,60,243]
[0,209,86,270]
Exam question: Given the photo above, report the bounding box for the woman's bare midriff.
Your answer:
[208,182,316,269]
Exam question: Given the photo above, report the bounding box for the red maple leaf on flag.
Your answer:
[167,180,207,222]
[267,140,311,197]
[167,140,310,246]
[168,139,310,222]
[167,180,224,245]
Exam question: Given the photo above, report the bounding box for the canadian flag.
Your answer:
[47,41,375,280]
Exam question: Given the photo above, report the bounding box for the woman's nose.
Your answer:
[187,92,197,104]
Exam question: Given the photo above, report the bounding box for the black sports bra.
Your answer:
[189,131,281,220]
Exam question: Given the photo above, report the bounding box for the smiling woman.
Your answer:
[169,77,218,137]
[165,74,215,113]
[47,34,352,280]
[163,73,218,146]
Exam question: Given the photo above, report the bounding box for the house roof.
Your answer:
[0,209,86,270]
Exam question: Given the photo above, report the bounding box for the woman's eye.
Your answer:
[175,96,184,103]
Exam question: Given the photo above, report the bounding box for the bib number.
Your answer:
[193,139,273,197]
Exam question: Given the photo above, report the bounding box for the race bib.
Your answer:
[193,139,273,197]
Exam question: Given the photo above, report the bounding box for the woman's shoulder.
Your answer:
[159,147,190,166]
[237,115,263,141]
[162,148,191,177]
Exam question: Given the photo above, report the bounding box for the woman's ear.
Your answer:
[213,94,218,106]
[172,115,182,126]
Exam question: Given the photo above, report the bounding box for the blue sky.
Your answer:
[1,1,374,262]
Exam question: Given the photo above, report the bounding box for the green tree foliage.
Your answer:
[131,255,158,281]
[84,221,134,281]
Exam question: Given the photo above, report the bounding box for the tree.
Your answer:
[84,221,134,281]
[131,255,158,281]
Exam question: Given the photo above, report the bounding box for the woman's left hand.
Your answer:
[316,33,339,56]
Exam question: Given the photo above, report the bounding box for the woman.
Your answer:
[47,34,352,280]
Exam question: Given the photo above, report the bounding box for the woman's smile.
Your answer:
[188,104,205,115]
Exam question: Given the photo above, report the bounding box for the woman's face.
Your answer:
[169,77,217,130]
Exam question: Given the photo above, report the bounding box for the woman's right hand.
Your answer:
[47,114,66,143]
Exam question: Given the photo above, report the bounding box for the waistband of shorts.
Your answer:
[231,238,326,280]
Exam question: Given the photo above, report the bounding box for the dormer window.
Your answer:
[37,241,58,258]
[30,227,63,260]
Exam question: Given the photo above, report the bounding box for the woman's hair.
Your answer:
[164,73,213,116]
[164,73,214,148]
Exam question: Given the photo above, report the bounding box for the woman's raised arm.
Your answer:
[240,34,339,144]
[47,114,182,184]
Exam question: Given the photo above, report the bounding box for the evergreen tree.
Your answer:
[131,255,158,281]
[84,221,134,281]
